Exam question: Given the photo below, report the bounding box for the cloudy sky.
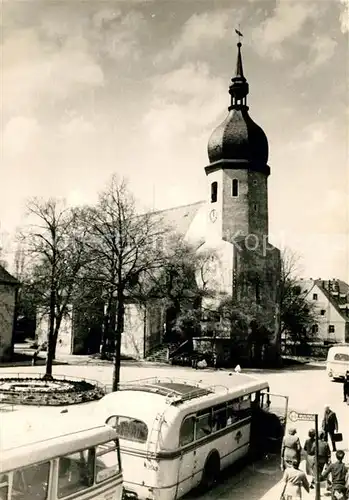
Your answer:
[1,0,349,280]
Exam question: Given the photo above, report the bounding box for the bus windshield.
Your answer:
[107,416,148,443]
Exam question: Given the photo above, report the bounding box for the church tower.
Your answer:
[205,41,270,245]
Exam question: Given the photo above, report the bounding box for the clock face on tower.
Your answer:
[209,209,217,223]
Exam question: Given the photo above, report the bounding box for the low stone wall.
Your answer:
[0,373,106,406]
[281,343,330,359]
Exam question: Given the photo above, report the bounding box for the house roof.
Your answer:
[314,279,349,322]
[0,265,19,286]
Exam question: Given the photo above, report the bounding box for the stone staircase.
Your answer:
[145,343,178,363]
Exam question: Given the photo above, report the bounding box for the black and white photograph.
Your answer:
[1,0,348,499]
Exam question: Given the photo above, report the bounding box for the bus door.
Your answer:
[176,415,197,497]
[252,391,289,454]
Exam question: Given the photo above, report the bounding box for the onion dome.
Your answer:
[207,42,269,175]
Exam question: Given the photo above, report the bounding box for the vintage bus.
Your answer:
[0,412,123,500]
[95,374,288,500]
[326,344,349,380]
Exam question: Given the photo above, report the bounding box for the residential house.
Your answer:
[0,265,19,361]
[299,278,349,344]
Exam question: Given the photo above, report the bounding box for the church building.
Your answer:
[121,40,281,360]
[36,40,281,361]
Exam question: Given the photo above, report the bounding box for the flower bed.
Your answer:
[0,377,105,406]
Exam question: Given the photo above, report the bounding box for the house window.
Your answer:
[253,204,257,212]
[311,324,319,334]
[211,182,218,203]
[328,325,335,333]
[313,293,318,300]
[320,309,326,315]
[232,179,238,197]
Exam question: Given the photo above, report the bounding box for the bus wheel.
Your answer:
[200,452,220,490]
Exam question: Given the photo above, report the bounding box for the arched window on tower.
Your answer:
[232,179,239,197]
[211,182,218,203]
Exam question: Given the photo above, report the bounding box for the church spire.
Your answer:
[229,36,249,110]
[235,41,244,78]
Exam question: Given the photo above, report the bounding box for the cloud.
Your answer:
[143,63,227,148]
[2,30,104,117]
[158,9,241,62]
[92,10,146,60]
[252,1,320,59]
[339,0,349,32]
[2,117,41,159]
[292,35,337,78]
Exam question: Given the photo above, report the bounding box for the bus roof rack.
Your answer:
[117,377,230,405]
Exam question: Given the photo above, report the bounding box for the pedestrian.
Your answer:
[322,405,339,452]
[315,432,331,490]
[343,372,349,404]
[280,458,310,500]
[31,348,40,366]
[281,428,302,471]
[320,450,348,500]
[303,429,316,477]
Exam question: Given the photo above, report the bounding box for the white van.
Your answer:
[326,344,349,380]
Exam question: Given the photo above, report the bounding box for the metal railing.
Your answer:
[116,376,231,405]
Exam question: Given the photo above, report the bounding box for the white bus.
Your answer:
[0,412,123,500]
[96,375,288,500]
[326,344,349,380]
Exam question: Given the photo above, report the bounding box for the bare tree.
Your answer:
[140,237,214,340]
[82,175,167,391]
[279,248,318,344]
[22,198,88,379]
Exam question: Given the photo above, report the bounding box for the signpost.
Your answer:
[288,410,321,500]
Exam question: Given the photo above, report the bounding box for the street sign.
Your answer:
[288,410,316,422]
[288,410,321,500]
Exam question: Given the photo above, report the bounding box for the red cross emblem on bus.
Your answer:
[235,431,242,444]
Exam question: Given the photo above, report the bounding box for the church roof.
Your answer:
[0,265,19,286]
[207,109,269,167]
[207,41,269,173]
[152,201,205,238]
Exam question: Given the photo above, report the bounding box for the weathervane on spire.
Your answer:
[235,25,243,45]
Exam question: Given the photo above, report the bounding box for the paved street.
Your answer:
[1,361,348,499]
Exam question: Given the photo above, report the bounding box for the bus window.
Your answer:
[95,441,120,483]
[12,462,50,500]
[0,474,8,500]
[179,416,195,447]
[58,448,95,498]
[213,403,227,431]
[260,389,271,410]
[112,416,148,443]
[196,411,212,440]
[227,399,241,424]
[239,395,252,418]
[251,391,260,407]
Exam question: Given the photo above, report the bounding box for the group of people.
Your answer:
[280,406,348,500]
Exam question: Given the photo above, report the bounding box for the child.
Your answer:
[320,450,348,500]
